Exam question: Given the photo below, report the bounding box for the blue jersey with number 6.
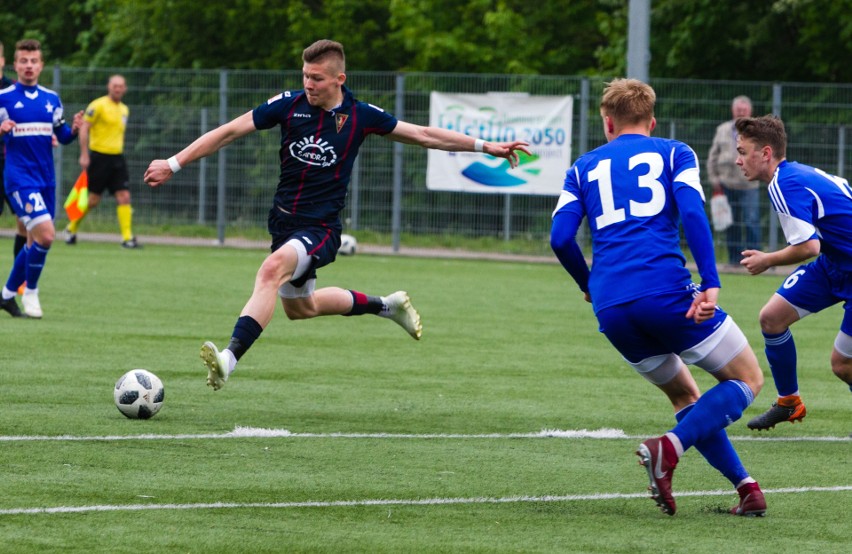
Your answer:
[553,134,712,313]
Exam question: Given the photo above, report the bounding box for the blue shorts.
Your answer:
[267,207,341,287]
[596,286,729,364]
[777,255,852,335]
[6,185,55,230]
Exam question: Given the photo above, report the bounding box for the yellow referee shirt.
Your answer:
[83,95,129,155]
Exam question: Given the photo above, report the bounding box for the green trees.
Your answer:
[3,0,848,82]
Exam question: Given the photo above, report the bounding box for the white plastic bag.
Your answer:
[710,193,733,232]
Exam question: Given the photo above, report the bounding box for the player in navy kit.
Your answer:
[0,39,82,318]
[551,79,766,516]
[144,39,531,391]
[736,115,852,430]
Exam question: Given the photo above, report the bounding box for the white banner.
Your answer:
[426,92,572,195]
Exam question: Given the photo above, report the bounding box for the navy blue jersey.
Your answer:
[0,82,77,192]
[253,86,397,221]
[553,134,717,313]
[769,160,852,271]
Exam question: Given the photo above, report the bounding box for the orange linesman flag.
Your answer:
[64,171,89,222]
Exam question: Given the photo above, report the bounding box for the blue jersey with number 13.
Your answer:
[554,134,709,313]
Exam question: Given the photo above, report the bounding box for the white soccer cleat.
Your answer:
[200,341,229,390]
[382,291,422,340]
[22,289,42,319]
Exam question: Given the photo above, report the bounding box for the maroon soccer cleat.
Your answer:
[636,435,679,515]
[730,481,767,517]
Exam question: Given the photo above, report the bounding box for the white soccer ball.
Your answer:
[338,233,357,256]
[114,369,165,419]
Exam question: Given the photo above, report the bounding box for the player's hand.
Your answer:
[485,140,532,169]
[686,287,718,324]
[583,291,591,304]
[143,159,174,188]
[740,249,770,275]
[71,111,84,134]
[0,119,15,136]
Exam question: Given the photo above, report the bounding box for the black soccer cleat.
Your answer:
[1,296,27,318]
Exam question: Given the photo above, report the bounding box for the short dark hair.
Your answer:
[735,115,787,160]
[15,38,41,54]
[302,39,345,72]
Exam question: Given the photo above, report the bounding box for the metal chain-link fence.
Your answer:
[11,66,852,257]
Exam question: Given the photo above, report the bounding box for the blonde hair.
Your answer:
[600,78,655,127]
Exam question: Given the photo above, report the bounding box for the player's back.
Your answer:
[569,133,700,311]
[773,161,852,270]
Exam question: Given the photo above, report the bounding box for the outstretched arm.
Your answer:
[144,110,257,187]
[387,120,531,168]
[741,240,820,275]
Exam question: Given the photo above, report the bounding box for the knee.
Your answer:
[758,306,787,335]
[830,353,852,385]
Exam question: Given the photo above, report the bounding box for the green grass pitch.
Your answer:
[0,240,848,553]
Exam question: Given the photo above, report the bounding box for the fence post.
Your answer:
[768,83,783,252]
[216,70,228,245]
[391,74,405,253]
[839,125,846,178]
[198,107,208,224]
[53,65,63,208]
[578,78,589,156]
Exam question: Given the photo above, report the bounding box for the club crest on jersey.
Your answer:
[289,136,338,168]
[335,113,348,133]
[25,202,34,214]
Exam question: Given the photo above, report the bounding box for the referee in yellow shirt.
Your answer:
[66,74,139,248]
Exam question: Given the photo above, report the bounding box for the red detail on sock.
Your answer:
[350,290,368,306]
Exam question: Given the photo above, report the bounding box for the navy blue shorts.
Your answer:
[267,207,341,287]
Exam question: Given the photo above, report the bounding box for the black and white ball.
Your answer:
[338,233,357,256]
[114,369,165,419]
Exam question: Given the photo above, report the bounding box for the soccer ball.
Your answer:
[114,369,165,419]
[339,233,357,256]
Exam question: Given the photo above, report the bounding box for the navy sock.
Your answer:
[227,315,263,361]
[13,234,26,258]
[764,330,798,396]
[343,290,383,316]
[671,380,753,451]
[676,404,748,486]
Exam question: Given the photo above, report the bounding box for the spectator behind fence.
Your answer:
[707,95,761,266]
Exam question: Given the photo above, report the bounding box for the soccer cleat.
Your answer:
[636,435,679,516]
[200,341,229,390]
[730,482,767,517]
[747,395,806,430]
[121,237,141,249]
[0,296,27,318]
[63,227,77,245]
[21,289,42,319]
[382,291,422,340]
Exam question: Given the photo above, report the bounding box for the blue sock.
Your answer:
[25,241,49,289]
[764,330,798,396]
[227,315,263,361]
[675,404,748,486]
[671,380,754,451]
[5,245,28,292]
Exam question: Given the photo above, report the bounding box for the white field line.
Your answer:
[0,426,849,442]
[0,486,850,516]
